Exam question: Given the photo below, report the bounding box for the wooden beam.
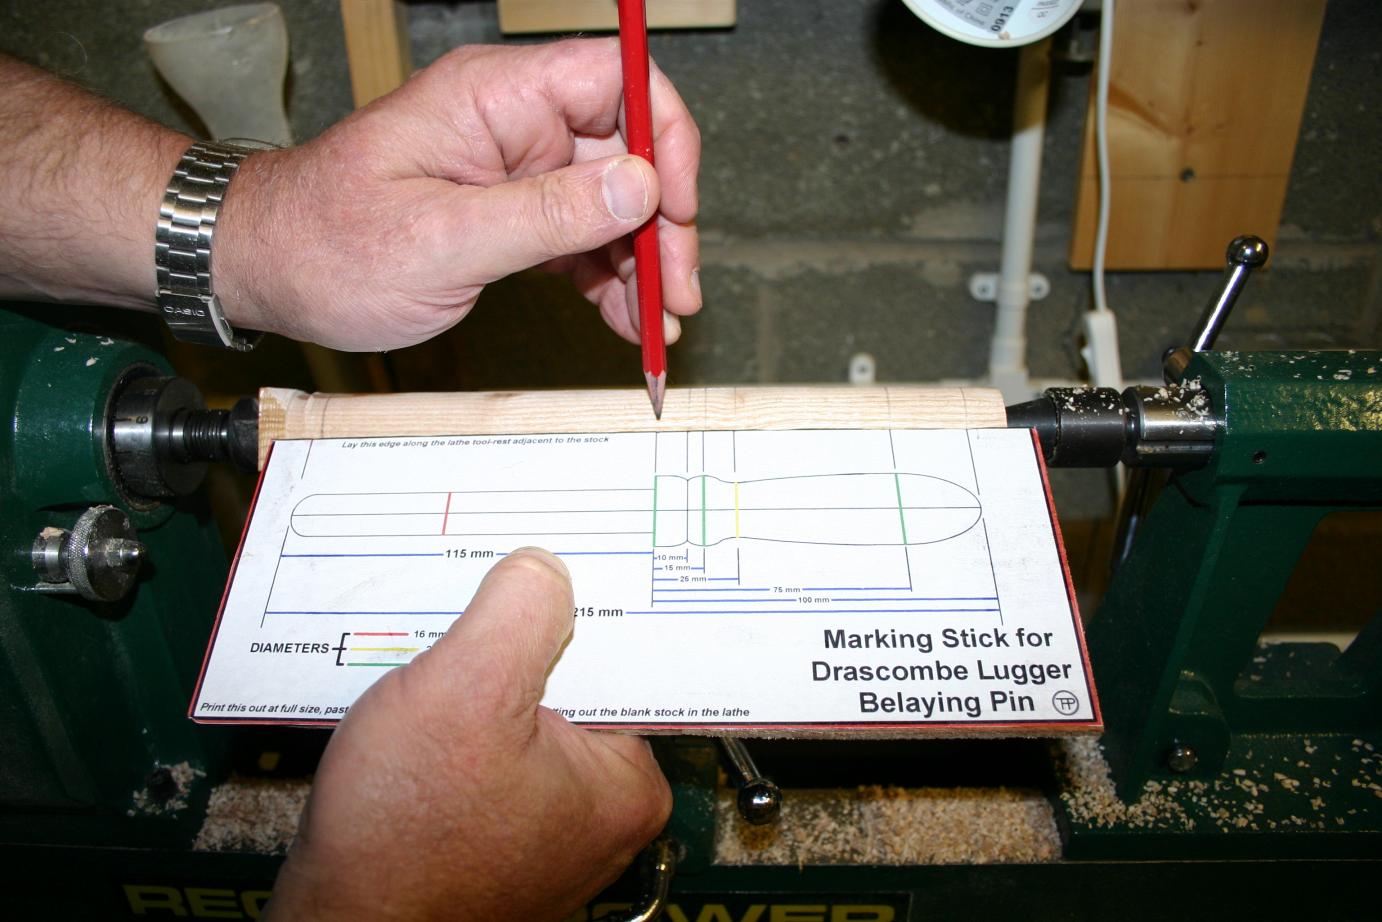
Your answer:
[1069,0,1326,270]
[257,386,1007,469]
[498,0,736,34]
[339,0,413,108]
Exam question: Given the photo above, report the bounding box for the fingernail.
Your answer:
[603,158,649,221]
[690,268,702,306]
[508,546,570,580]
[662,311,681,343]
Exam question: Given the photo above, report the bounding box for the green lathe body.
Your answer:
[1067,350,1382,858]
[1,304,1378,918]
[0,308,230,847]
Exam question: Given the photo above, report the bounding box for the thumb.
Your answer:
[443,155,659,282]
[424,548,575,720]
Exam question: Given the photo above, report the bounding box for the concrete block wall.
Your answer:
[3,0,1374,376]
[400,0,1379,394]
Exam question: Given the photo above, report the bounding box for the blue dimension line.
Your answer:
[654,588,773,592]
[625,608,1001,615]
[282,553,444,558]
[708,577,738,581]
[265,610,462,616]
[550,551,653,556]
[800,586,912,591]
[651,599,999,605]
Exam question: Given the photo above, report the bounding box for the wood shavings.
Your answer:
[128,761,204,817]
[193,776,311,854]
[715,784,1060,866]
[1055,735,1382,833]
[1054,738,1194,830]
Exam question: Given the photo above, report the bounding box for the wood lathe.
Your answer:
[1,239,1378,919]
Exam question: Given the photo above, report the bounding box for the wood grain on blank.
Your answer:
[497,0,736,33]
[257,386,1007,469]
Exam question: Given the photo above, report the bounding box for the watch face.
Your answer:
[902,0,1082,47]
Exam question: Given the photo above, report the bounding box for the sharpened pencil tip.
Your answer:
[645,371,666,420]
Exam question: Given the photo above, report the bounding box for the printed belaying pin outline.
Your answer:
[288,472,981,548]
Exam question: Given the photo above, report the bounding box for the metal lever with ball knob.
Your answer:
[719,737,782,825]
[1163,235,1270,382]
[1005,235,1270,469]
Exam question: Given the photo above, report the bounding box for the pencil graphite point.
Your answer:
[645,371,666,421]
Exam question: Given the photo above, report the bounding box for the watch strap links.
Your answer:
[155,141,262,351]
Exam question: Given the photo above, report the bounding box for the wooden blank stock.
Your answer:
[257,386,1008,470]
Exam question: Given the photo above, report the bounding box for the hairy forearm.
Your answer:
[0,39,700,352]
[0,53,191,309]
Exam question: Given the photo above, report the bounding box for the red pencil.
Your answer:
[616,0,666,419]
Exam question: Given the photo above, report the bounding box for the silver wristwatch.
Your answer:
[155,140,264,351]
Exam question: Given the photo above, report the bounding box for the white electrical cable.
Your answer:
[1092,0,1115,314]
[1086,0,1125,494]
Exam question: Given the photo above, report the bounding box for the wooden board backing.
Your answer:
[1069,0,1326,270]
[257,386,1008,470]
[497,0,736,34]
[339,0,413,108]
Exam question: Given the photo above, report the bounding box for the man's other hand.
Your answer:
[266,548,672,921]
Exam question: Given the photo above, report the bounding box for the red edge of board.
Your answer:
[1029,427,1103,730]
[188,440,283,724]
[190,429,1103,733]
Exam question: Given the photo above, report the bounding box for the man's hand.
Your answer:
[218,39,701,350]
[266,548,672,921]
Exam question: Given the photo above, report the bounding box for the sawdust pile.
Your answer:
[193,776,311,854]
[1054,737,1193,829]
[1054,736,1382,833]
[715,784,1061,866]
[128,761,205,816]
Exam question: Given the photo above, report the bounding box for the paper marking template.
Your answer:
[192,428,1099,734]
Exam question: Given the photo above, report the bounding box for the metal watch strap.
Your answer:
[155,141,262,351]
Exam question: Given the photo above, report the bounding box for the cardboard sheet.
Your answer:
[191,428,1099,735]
